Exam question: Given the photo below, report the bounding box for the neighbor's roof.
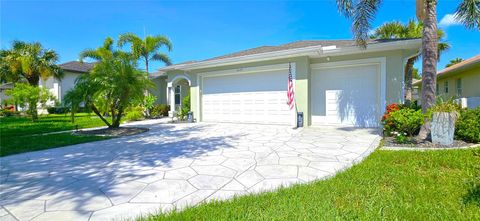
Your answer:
[413,54,480,86]
[59,61,95,73]
[158,38,420,71]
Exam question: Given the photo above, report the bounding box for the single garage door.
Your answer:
[201,69,291,124]
[311,64,380,127]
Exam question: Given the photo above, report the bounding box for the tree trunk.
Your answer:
[418,0,438,140]
[29,101,38,121]
[404,57,416,106]
[111,106,124,128]
[91,103,111,127]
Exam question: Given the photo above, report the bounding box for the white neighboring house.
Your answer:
[39,61,94,106]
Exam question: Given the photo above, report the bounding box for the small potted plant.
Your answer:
[429,100,460,145]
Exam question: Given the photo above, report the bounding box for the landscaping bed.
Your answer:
[383,136,473,148]
[74,127,149,137]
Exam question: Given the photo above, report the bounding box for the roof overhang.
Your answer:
[159,39,422,72]
[413,57,480,86]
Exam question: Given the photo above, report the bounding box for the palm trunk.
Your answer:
[91,103,111,127]
[404,57,416,106]
[418,0,438,140]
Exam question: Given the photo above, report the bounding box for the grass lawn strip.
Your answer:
[140,148,480,220]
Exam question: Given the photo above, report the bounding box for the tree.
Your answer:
[336,0,480,139]
[371,20,450,105]
[0,41,63,86]
[6,83,54,121]
[446,58,464,67]
[117,33,172,75]
[75,38,153,128]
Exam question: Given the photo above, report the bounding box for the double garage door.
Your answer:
[200,63,381,127]
[201,69,291,124]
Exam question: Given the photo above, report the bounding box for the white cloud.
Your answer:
[439,14,461,28]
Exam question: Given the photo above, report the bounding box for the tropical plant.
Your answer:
[74,37,153,128]
[63,88,85,123]
[336,0,480,139]
[455,107,480,143]
[0,41,63,86]
[177,93,191,120]
[5,83,54,121]
[446,58,464,67]
[150,104,170,118]
[143,94,157,117]
[118,33,172,75]
[371,20,450,105]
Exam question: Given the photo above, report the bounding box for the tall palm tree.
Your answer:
[371,20,450,105]
[336,0,480,139]
[117,33,172,75]
[446,58,464,67]
[0,41,63,86]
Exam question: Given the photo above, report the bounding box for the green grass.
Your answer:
[141,148,480,220]
[0,113,111,156]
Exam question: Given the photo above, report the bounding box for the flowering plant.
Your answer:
[392,131,408,144]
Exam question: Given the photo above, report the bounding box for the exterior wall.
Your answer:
[166,49,415,126]
[40,71,82,104]
[150,76,168,104]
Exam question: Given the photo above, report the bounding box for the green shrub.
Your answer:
[151,104,170,117]
[0,109,13,117]
[382,103,423,136]
[455,107,480,143]
[125,106,144,121]
[177,93,190,120]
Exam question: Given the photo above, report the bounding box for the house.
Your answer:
[154,39,421,127]
[40,61,94,105]
[413,54,480,109]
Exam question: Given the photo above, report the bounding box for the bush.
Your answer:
[125,106,144,121]
[177,93,191,120]
[455,107,480,143]
[382,103,423,136]
[47,106,69,114]
[0,109,13,117]
[151,104,170,118]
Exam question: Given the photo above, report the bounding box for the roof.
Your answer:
[159,38,420,71]
[205,39,406,61]
[59,61,95,73]
[413,54,480,86]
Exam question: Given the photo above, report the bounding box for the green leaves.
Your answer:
[6,83,55,121]
[0,41,63,86]
[455,0,480,30]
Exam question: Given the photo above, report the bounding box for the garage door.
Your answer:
[311,64,380,127]
[201,69,291,124]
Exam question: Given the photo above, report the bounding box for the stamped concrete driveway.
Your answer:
[0,120,380,221]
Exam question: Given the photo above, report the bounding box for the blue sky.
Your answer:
[1,0,479,72]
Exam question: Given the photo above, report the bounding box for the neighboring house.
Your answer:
[413,54,480,109]
[0,83,14,105]
[154,39,421,127]
[39,61,94,105]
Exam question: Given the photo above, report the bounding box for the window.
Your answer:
[175,85,181,105]
[456,78,462,96]
[444,81,449,94]
[436,83,439,95]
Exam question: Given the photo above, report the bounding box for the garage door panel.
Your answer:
[202,70,291,124]
[312,65,380,127]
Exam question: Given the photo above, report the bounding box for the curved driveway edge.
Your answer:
[0,121,380,221]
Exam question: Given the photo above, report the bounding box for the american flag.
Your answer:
[287,63,295,110]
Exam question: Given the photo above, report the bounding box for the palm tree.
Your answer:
[77,37,153,128]
[117,33,172,75]
[371,20,450,105]
[336,0,480,139]
[446,58,464,67]
[0,41,63,86]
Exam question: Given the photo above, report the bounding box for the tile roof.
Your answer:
[59,61,95,73]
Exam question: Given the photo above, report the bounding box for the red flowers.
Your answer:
[382,103,399,121]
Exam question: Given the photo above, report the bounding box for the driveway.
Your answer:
[0,120,380,221]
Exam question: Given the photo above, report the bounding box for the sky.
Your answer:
[1,0,479,72]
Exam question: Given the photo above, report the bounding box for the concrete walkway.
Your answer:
[0,121,380,221]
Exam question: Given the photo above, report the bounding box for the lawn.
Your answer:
[0,113,111,156]
[141,148,480,220]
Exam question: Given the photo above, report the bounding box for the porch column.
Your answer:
[168,85,176,117]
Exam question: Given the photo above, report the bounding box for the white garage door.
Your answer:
[311,64,380,127]
[201,70,291,124]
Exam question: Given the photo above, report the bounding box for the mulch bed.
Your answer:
[383,136,474,148]
[74,127,149,137]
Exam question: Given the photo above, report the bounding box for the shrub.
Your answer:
[455,107,480,143]
[382,103,423,136]
[47,106,69,114]
[177,93,191,120]
[5,83,55,121]
[125,106,144,121]
[151,104,170,117]
[0,109,13,117]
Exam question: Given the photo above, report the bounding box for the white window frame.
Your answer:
[456,78,462,96]
[175,85,181,106]
[444,81,449,94]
